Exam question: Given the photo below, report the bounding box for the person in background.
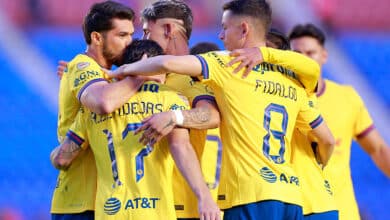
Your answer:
[289,23,390,220]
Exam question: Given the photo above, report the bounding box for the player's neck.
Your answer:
[316,77,326,97]
[85,47,112,69]
[243,38,266,49]
[165,34,189,55]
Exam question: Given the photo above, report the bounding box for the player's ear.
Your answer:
[241,21,249,38]
[164,23,173,39]
[91,31,103,46]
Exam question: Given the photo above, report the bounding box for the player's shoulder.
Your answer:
[325,79,360,96]
[68,54,100,72]
[325,79,363,104]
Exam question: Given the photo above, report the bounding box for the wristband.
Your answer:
[173,110,184,126]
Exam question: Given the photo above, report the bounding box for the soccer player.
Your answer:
[52,39,220,220]
[266,27,339,219]
[289,23,390,220]
[51,2,141,220]
[105,0,336,219]
[266,28,291,50]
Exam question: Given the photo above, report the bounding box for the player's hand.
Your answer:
[102,65,126,79]
[135,111,177,145]
[198,192,221,220]
[227,47,264,78]
[57,60,68,79]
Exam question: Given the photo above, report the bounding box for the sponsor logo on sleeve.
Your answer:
[77,62,90,70]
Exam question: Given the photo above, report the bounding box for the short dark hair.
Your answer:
[83,1,135,44]
[122,39,164,64]
[190,42,220,55]
[142,0,193,40]
[223,0,272,33]
[288,23,326,46]
[267,28,290,50]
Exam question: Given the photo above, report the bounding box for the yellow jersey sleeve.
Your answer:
[68,55,108,101]
[195,51,235,88]
[260,47,320,93]
[67,107,89,150]
[295,93,324,134]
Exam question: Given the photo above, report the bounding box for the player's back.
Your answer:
[69,81,188,220]
[196,51,322,209]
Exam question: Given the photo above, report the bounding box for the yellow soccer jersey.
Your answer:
[51,54,106,213]
[166,74,217,218]
[318,80,374,220]
[291,96,337,215]
[68,81,189,220]
[196,51,323,209]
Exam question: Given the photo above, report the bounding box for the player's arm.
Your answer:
[227,47,320,92]
[136,98,220,146]
[107,55,203,78]
[183,99,220,129]
[357,128,390,177]
[308,120,335,167]
[80,77,144,114]
[297,95,335,166]
[50,135,83,170]
[167,127,221,220]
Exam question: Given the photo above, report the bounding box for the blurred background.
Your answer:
[0,0,388,219]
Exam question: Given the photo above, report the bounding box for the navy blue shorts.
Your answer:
[223,200,303,220]
[304,210,339,220]
[52,211,94,220]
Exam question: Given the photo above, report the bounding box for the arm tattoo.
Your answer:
[58,138,82,160]
[163,118,175,129]
[182,107,210,128]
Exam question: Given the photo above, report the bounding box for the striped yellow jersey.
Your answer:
[319,79,374,220]
[196,51,323,209]
[52,54,105,213]
[68,81,189,220]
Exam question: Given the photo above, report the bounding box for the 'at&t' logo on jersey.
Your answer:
[104,197,121,215]
[260,167,277,183]
[104,197,160,215]
[259,167,299,186]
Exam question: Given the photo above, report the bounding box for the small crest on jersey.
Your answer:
[77,62,90,70]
